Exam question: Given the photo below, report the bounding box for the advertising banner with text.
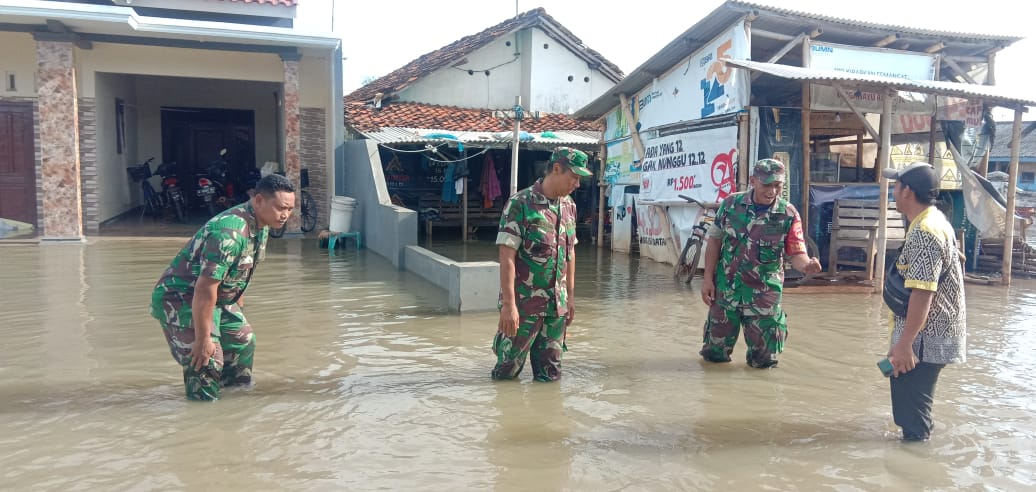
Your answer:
[639,124,739,205]
[636,202,679,264]
[631,21,749,131]
[604,138,641,185]
[808,41,936,114]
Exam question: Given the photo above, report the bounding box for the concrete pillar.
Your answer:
[35,40,83,241]
[281,53,303,235]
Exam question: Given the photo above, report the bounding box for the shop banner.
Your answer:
[604,138,641,185]
[605,106,631,141]
[611,192,635,253]
[636,202,679,264]
[639,124,739,205]
[631,21,749,131]
[808,41,936,114]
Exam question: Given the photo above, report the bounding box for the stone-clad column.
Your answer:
[281,53,302,235]
[35,40,83,241]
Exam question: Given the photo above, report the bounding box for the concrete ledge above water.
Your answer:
[404,246,499,312]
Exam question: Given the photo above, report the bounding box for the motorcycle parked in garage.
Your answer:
[154,161,187,223]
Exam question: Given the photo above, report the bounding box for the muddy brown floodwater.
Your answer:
[1,238,1034,491]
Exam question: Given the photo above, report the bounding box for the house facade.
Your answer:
[989,121,1036,192]
[0,0,343,240]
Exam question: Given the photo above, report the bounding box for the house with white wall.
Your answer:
[339,8,622,310]
[0,0,343,240]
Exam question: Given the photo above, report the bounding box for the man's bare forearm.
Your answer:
[703,237,722,280]
[499,246,517,306]
[191,277,219,340]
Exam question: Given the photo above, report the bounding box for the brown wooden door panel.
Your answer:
[0,103,36,226]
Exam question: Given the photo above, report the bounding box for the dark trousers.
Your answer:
[890,361,944,441]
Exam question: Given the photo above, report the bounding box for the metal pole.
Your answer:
[510,96,521,196]
[597,144,607,248]
[461,147,468,243]
[874,91,894,294]
[1002,108,1023,285]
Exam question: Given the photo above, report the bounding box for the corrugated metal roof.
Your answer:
[732,1,1020,43]
[724,59,1036,107]
[989,122,1036,160]
[361,128,601,148]
[574,0,1022,120]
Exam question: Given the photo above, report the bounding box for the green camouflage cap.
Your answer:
[753,158,786,184]
[551,147,592,177]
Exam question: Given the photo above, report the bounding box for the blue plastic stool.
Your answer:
[326,231,362,251]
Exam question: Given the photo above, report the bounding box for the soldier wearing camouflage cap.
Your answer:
[698,158,822,369]
[151,174,295,400]
[492,146,590,381]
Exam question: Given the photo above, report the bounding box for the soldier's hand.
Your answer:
[701,278,716,306]
[499,304,519,337]
[565,302,575,327]
[190,338,216,372]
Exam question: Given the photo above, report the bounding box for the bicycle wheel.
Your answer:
[300,190,317,233]
[145,188,164,219]
[676,237,704,284]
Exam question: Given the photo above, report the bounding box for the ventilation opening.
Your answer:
[4,72,15,92]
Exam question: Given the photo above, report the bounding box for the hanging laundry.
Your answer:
[480,152,502,208]
[441,162,458,203]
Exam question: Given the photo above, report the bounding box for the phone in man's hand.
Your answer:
[877,358,894,377]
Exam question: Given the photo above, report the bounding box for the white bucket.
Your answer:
[329,196,356,233]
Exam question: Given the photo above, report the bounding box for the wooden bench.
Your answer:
[418,194,502,239]
[828,199,906,280]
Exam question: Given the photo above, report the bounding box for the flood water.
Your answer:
[1,237,1034,491]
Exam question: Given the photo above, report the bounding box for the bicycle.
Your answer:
[127,158,165,220]
[674,194,720,284]
[270,169,317,238]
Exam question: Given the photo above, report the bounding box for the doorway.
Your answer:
[0,102,37,226]
[160,107,256,200]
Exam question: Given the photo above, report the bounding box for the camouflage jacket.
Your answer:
[706,190,806,316]
[496,179,578,317]
[150,202,268,327]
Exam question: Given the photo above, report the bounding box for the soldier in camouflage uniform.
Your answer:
[699,159,822,368]
[151,174,295,400]
[493,147,591,382]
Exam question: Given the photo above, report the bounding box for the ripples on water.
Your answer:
[1,239,1034,491]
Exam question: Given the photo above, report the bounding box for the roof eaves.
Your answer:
[725,59,1036,107]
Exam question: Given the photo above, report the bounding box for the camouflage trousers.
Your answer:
[492,316,567,382]
[160,303,255,401]
[700,302,787,368]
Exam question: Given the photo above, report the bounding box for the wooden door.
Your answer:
[0,103,37,226]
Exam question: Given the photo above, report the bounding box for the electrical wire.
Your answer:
[377,143,491,163]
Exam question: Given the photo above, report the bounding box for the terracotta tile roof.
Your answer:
[218,0,298,7]
[345,101,601,134]
[346,8,623,103]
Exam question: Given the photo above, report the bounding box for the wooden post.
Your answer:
[510,96,521,196]
[856,132,864,178]
[597,142,607,249]
[738,113,750,191]
[801,37,812,235]
[461,147,468,243]
[928,62,941,165]
[1002,108,1023,285]
[874,92,894,294]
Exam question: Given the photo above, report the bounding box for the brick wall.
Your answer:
[78,97,99,233]
[300,107,329,230]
